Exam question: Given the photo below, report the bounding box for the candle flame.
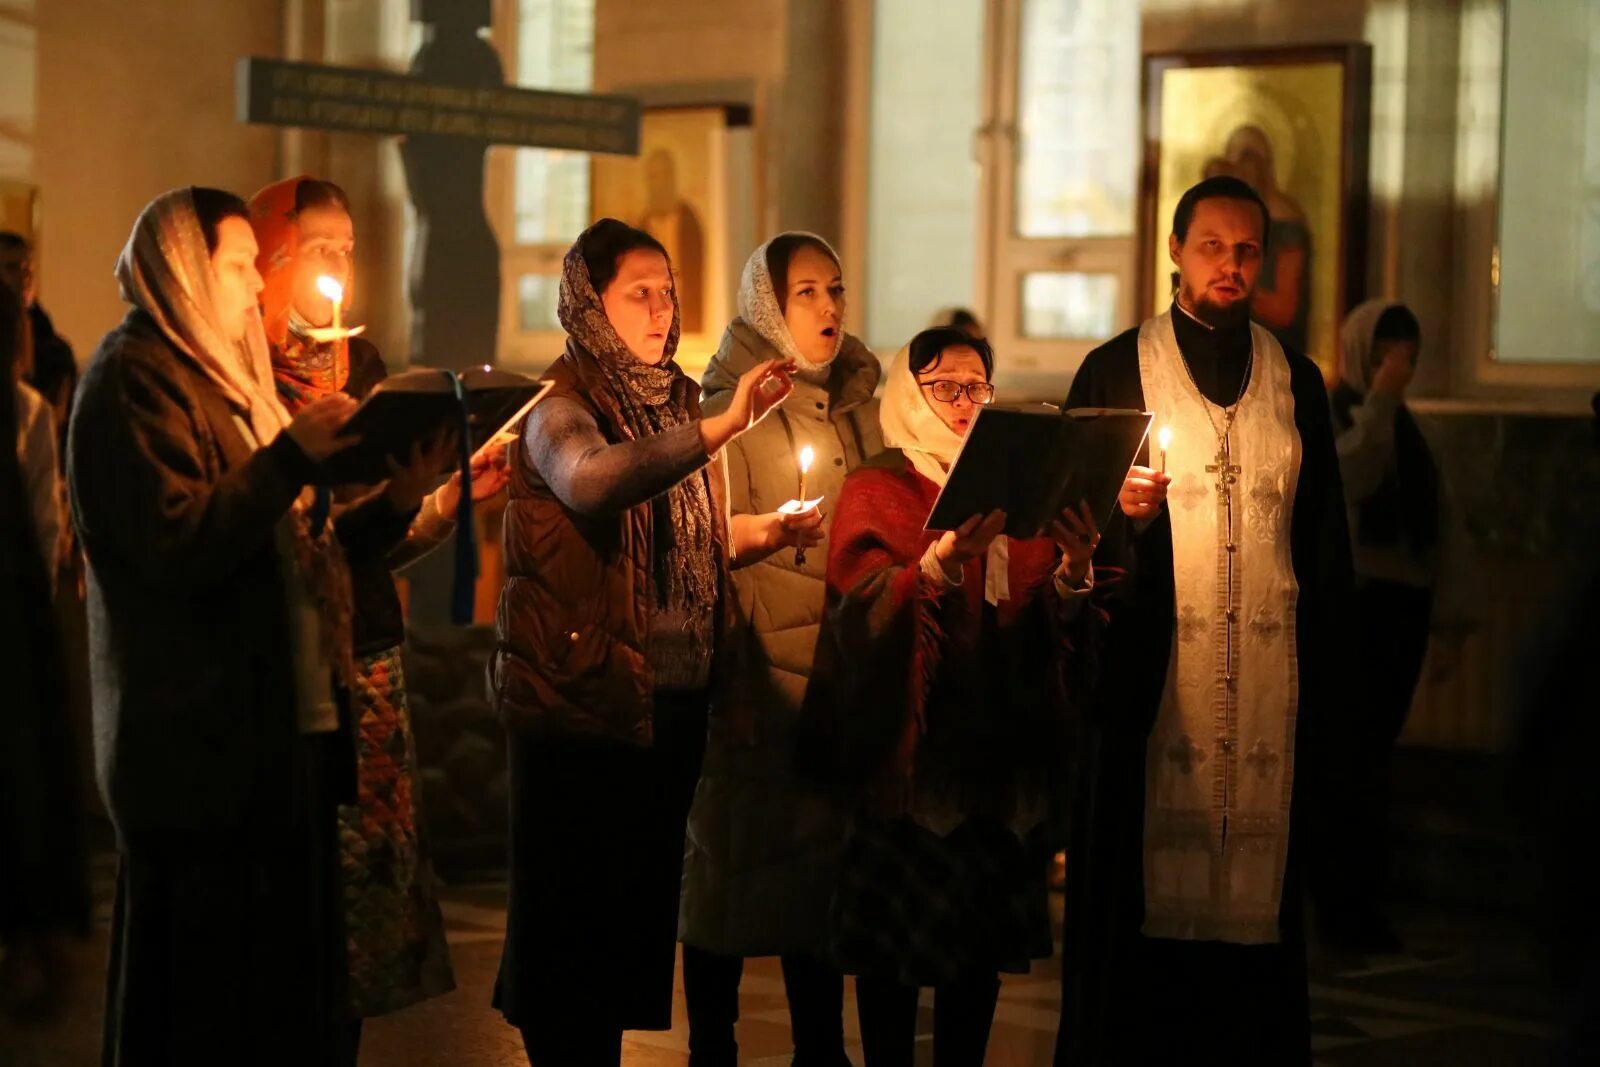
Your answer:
[799,445,815,472]
[316,275,344,303]
[1158,426,1173,451]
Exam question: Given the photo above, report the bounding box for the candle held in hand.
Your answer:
[797,444,815,503]
[316,275,344,334]
[795,444,816,567]
[1157,426,1172,475]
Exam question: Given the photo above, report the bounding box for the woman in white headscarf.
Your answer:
[799,327,1099,1066]
[68,187,443,1066]
[1320,299,1469,954]
[680,233,876,1067]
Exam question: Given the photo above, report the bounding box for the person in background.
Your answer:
[928,306,984,339]
[0,281,88,1023]
[1321,299,1469,955]
[0,231,77,451]
[803,327,1099,1066]
[249,175,504,1062]
[681,232,880,1067]
[70,186,444,1066]
[490,218,816,1066]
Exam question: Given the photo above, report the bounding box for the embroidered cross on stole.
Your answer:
[1136,311,1302,945]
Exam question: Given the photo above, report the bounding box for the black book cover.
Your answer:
[924,405,1152,538]
[320,367,552,484]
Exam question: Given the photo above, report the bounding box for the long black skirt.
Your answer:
[100,733,347,1067]
[494,690,708,1036]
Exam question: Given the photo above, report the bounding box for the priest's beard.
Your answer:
[1178,282,1252,331]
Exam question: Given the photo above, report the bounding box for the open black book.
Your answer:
[925,406,1153,538]
[320,367,553,484]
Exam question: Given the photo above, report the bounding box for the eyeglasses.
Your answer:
[921,380,996,405]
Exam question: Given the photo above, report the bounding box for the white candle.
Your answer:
[798,444,815,504]
[316,275,345,334]
[1157,426,1173,475]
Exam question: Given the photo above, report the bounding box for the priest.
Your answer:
[1054,175,1353,1065]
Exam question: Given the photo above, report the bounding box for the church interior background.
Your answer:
[2,0,1596,1063]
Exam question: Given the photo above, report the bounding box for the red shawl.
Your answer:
[801,452,1092,820]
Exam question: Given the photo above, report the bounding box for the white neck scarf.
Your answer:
[879,345,1010,603]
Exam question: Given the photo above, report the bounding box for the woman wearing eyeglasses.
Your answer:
[799,326,1102,1066]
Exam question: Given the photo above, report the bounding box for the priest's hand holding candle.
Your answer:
[1116,427,1173,521]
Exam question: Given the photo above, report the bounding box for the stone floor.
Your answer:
[0,852,1557,1065]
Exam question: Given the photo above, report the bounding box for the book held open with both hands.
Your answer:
[924,405,1153,538]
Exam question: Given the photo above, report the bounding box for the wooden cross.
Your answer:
[236,38,640,372]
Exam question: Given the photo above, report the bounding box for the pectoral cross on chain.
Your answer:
[1205,438,1242,503]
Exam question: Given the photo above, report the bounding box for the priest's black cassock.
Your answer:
[1054,303,1353,1065]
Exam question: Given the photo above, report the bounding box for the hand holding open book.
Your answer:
[318,366,553,485]
[924,405,1154,539]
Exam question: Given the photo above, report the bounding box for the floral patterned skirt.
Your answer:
[337,646,456,1017]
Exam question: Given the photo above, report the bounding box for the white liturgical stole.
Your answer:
[1137,310,1301,945]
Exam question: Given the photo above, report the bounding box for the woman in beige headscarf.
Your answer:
[68,187,444,1066]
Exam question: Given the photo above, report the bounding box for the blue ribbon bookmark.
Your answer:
[442,370,477,625]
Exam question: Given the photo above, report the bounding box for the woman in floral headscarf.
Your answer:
[490,218,816,1065]
[248,175,507,1056]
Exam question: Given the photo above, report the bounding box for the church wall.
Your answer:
[592,0,850,249]
[0,1,37,182]
[33,0,283,357]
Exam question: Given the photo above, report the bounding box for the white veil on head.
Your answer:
[879,338,1012,603]
[737,232,845,376]
[878,344,967,488]
[114,187,289,446]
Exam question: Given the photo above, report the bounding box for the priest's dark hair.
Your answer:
[0,230,28,254]
[294,178,352,217]
[1373,304,1421,346]
[191,187,251,255]
[765,233,841,313]
[1172,175,1271,247]
[579,217,670,296]
[907,326,995,380]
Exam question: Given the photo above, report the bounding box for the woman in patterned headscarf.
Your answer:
[248,175,501,1059]
[490,218,814,1065]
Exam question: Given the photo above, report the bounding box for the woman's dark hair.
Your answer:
[191,187,251,255]
[764,233,840,313]
[1172,175,1271,248]
[1372,304,1421,346]
[907,326,994,380]
[294,178,353,217]
[579,217,669,295]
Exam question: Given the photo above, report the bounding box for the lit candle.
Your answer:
[316,275,344,335]
[1157,426,1172,475]
[796,444,815,567]
[797,444,814,504]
